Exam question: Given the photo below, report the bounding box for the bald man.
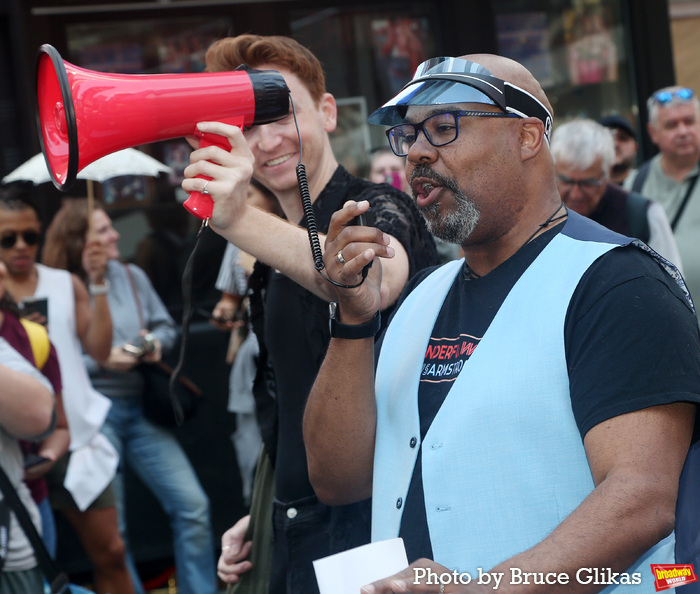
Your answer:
[303,54,700,593]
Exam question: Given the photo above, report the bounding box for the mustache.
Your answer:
[410,164,461,194]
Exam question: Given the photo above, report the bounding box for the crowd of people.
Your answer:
[1,31,699,594]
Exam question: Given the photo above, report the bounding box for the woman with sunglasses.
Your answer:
[42,198,217,594]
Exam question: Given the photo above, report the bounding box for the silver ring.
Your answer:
[222,544,231,551]
[202,180,210,195]
[336,250,347,265]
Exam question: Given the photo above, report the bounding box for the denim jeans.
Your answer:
[101,395,217,594]
[37,496,56,558]
[270,495,372,594]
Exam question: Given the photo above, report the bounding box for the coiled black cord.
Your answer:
[295,162,324,272]
[290,95,367,289]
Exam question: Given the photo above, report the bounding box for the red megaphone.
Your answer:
[36,44,289,219]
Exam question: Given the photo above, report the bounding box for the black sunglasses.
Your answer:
[0,230,41,249]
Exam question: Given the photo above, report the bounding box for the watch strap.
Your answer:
[329,303,381,339]
[89,279,111,296]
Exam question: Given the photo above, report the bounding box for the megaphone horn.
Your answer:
[36,44,290,219]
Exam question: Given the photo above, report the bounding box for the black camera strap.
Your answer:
[0,499,9,571]
[0,465,70,593]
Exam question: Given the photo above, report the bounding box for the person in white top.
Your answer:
[0,186,134,594]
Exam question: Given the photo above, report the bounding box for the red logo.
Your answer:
[651,564,699,591]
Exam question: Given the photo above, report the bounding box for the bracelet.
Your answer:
[89,279,111,296]
[329,303,381,339]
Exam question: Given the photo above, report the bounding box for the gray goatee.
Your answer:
[411,164,480,244]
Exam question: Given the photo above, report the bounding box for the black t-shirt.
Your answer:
[384,222,700,562]
[249,165,440,502]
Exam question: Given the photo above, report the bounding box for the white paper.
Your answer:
[313,537,409,594]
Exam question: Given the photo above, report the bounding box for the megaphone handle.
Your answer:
[183,132,230,220]
[183,120,243,219]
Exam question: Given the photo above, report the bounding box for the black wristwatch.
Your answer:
[329,302,381,339]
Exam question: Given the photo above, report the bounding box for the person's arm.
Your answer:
[363,402,696,594]
[134,266,178,357]
[304,200,390,504]
[74,273,112,362]
[25,344,69,480]
[182,121,408,308]
[211,292,243,332]
[75,238,113,361]
[304,327,378,504]
[0,356,54,440]
[25,389,70,481]
[217,515,253,585]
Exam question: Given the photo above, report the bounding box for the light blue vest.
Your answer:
[373,220,675,592]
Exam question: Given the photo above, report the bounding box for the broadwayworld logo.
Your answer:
[651,564,699,591]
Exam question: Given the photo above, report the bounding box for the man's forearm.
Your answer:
[483,471,676,593]
[478,404,692,593]
[213,204,406,307]
[213,204,336,302]
[304,335,377,505]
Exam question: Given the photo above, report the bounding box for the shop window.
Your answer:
[494,0,638,132]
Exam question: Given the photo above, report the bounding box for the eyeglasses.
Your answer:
[653,88,695,105]
[386,110,517,157]
[0,230,41,249]
[556,174,604,195]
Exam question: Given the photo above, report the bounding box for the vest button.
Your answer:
[396,497,403,509]
[286,507,298,519]
[409,437,417,448]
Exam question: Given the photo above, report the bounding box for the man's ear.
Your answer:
[520,118,545,161]
[320,92,337,133]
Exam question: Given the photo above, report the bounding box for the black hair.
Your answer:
[0,291,22,319]
[0,184,41,217]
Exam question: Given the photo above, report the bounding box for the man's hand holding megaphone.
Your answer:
[182,121,257,232]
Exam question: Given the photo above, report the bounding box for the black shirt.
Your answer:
[249,165,440,502]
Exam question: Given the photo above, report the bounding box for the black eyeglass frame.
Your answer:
[385,110,518,157]
[0,230,41,249]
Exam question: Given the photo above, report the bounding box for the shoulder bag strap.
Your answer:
[0,466,70,593]
[123,263,145,329]
[671,172,700,231]
[124,263,202,401]
[631,161,651,193]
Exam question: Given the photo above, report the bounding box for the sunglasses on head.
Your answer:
[653,88,695,105]
[0,230,41,249]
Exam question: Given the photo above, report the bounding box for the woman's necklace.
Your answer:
[463,202,567,280]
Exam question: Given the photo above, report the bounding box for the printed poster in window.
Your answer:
[563,5,619,85]
[371,16,431,98]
